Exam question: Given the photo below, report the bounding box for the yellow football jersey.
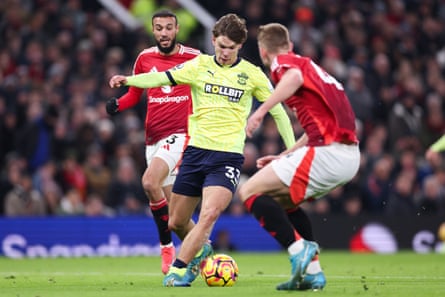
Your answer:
[168,55,273,153]
[125,54,295,153]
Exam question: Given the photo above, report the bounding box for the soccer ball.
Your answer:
[200,253,239,287]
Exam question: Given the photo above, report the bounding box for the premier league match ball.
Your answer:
[200,254,239,287]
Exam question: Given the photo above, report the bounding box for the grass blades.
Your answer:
[1,251,444,297]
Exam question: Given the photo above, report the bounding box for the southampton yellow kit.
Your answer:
[126,54,295,154]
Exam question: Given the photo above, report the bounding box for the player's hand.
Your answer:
[256,155,279,168]
[246,111,264,138]
[106,97,119,115]
[109,75,127,88]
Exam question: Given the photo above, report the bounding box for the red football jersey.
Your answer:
[117,44,200,145]
[270,53,358,146]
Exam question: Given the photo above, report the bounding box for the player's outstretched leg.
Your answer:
[276,239,319,290]
[163,242,213,287]
[163,267,191,287]
[183,242,213,283]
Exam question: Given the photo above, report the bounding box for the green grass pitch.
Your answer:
[1,251,444,297]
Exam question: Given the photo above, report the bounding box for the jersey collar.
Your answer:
[213,56,242,68]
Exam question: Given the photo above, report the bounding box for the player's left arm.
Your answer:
[268,104,295,149]
[246,68,302,147]
[250,70,295,149]
[258,67,303,117]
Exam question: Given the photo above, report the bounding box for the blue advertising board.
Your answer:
[0,215,281,258]
[1,214,443,258]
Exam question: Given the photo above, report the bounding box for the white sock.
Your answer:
[306,260,322,274]
[288,239,304,255]
[161,242,174,248]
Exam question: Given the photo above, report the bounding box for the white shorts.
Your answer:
[145,133,188,186]
[271,142,360,205]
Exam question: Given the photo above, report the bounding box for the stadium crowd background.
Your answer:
[1,0,445,218]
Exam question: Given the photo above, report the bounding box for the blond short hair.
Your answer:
[257,23,290,53]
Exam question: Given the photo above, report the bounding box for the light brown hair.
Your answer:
[257,23,290,53]
[212,13,248,44]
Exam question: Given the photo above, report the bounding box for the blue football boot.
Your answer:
[183,242,213,283]
[276,240,319,290]
[299,271,326,290]
[163,267,191,287]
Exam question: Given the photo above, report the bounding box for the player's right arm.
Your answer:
[429,135,445,152]
[110,56,199,89]
[109,72,172,89]
[425,135,445,164]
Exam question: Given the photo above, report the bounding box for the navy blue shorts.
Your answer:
[172,146,245,197]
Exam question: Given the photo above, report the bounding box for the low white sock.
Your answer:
[306,260,322,274]
[288,239,304,255]
[161,242,174,248]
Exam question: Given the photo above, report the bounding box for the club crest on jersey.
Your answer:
[204,83,244,103]
[171,63,184,70]
[150,67,172,93]
[237,72,248,85]
[161,85,172,93]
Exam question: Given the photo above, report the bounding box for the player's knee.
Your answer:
[141,175,159,194]
[200,207,221,225]
[168,216,186,232]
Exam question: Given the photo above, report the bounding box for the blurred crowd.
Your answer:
[1,0,445,218]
